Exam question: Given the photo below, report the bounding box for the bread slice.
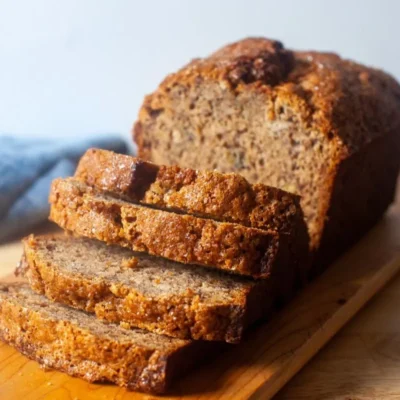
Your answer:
[75,148,308,236]
[0,282,216,393]
[49,178,291,279]
[20,235,277,343]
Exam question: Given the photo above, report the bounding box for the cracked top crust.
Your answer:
[142,37,400,156]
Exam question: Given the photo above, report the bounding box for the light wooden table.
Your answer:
[1,212,400,399]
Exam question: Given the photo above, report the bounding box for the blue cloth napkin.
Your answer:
[0,135,128,242]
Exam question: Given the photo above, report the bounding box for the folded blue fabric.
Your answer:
[0,135,128,242]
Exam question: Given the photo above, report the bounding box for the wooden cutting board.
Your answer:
[1,204,400,400]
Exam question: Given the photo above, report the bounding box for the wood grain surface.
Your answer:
[0,204,400,400]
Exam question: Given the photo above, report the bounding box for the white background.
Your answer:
[0,0,398,139]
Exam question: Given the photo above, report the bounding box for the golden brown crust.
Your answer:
[49,178,291,279]
[21,235,270,343]
[75,148,307,235]
[0,282,213,394]
[136,37,400,157]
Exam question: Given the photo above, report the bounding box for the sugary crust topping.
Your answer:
[75,148,305,235]
[143,37,400,156]
[195,38,294,87]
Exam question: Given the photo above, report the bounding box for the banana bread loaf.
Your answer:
[49,178,291,279]
[0,282,215,394]
[20,235,277,343]
[133,37,400,270]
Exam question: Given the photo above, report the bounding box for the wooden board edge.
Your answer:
[250,251,400,399]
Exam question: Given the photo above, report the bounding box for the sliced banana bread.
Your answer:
[75,148,308,236]
[49,178,291,279]
[20,235,278,343]
[0,282,216,394]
